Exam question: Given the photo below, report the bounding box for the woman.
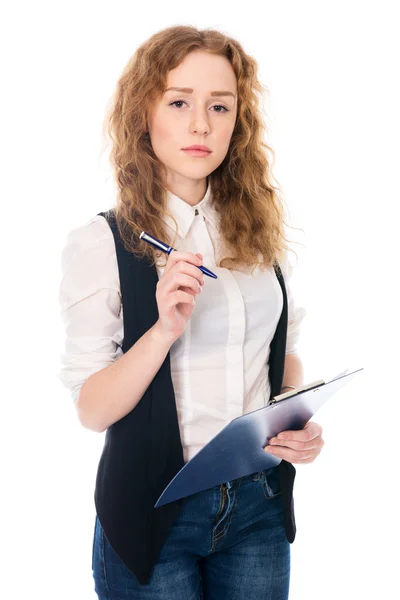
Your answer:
[58,24,324,599]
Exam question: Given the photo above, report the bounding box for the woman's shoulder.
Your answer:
[64,213,114,250]
[60,213,118,283]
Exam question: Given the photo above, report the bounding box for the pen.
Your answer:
[139,231,218,279]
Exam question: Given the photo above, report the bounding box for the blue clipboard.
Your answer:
[155,367,363,508]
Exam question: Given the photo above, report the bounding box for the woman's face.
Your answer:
[147,50,238,186]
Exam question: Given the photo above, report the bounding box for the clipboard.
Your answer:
[155,367,363,508]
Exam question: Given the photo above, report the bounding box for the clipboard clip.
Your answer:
[268,378,326,406]
[267,396,285,406]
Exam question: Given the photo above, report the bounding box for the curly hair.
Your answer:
[101,24,302,274]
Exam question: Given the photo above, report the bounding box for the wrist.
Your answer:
[149,321,178,347]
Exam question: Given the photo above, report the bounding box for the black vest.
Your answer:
[94,209,297,585]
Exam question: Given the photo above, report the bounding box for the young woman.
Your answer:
[58,24,324,600]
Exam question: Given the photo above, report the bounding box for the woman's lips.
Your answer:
[182,149,212,157]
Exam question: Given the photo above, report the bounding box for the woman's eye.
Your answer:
[170,100,186,108]
[169,100,228,113]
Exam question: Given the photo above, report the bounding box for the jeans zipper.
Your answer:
[219,483,227,516]
[214,481,233,530]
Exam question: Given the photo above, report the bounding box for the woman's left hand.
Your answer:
[264,421,324,464]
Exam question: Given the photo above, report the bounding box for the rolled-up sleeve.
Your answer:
[57,215,123,402]
[280,250,307,354]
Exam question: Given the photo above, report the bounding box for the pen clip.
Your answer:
[139,231,171,253]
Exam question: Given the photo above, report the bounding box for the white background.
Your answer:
[1,1,399,598]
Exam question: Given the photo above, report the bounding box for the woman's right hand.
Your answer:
[153,250,205,344]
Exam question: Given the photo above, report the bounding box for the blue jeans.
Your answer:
[92,466,290,599]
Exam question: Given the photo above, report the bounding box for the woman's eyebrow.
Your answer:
[165,86,236,99]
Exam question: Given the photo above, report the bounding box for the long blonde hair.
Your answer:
[101,25,302,273]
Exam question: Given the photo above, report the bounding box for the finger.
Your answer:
[277,422,322,443]
[163,272,203,295]
[169,290,197,307]
[304,421,323,440]
[275,429,310,443]
[265,445,320,463]
[180,285,196,298]
[165,251,202,273]
[265,445,313,461]
[165,259,205,287]
[269,438,323,451]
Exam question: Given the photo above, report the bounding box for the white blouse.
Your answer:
[58,184,307,462]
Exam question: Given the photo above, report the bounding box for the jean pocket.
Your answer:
[260,467,282,500]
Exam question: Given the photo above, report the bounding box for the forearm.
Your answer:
[75,322,174,433]
[280,353,305,391]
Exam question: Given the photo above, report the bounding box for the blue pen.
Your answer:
[139,231,218,279]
